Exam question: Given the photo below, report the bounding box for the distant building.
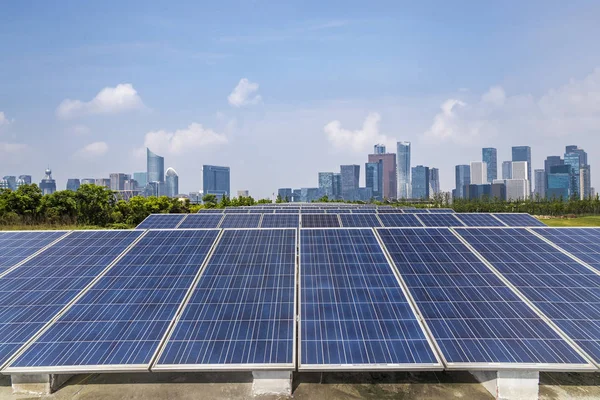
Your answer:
[547,164,571,200]
[39,168,56,195]
[278,188,293,202]
[411,165,429,199]
[580,165,592,199]
[18,175,32,185]
[397,142,411,198]
[123,179,139,191]
[133,172,148,188]
[147,148,165,183]
[365,161,383,201]
[95,178,110,188]
[373,144,386,154]
[165,167,179,198]
[564,145,590,200]
[189,192,202,204]
[66,178,81,192]
[355,187,373,202]
[237,190,250,198]
[512,146,532,195]
[470,161,487,185]
[429,168,440,197]
[203,165,230,199]
[2,176,17,191]
[465,184,491,200]
[81,178,95,185]
[340,165,360,201]
[292,189,301,203]
[454,165,470,199]
[0,179,9,190]
[318,172,334,198]
[332,173,342,200]
[301,187,321,202]
[502,161,512,180]
[491,182,506,200]
[110,173,127,191]
[482,148,497,183]
[368,152,397,199]
[534,169,546,199]
[505,179,529,201]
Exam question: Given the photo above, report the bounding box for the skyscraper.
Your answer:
[365,161,383,201]
[512,146,532,195]
[482,148,497,183]
[580,165,592,199]
[133,172,148,188]
[547,164,571,200]
[564,145,590,200]
[512,161,528,180]
[147,148,165,184]
[340,165,360,200]
[2,176,16,191]
[318,172,334,198]
[165,167,179,197]
[332,173,342,200]
[95,178,110,188]
[368,151,397,200]
[373,144,386,154]
[411,165,429,199]
[81,178,95,185]
[110,173,127,191]
[66,178,80,192]
[470,162,487,185]
[544,156,563,198]
[534,169,546,199]
[396,142,411,199]
[429,168,440,197]
[564,151,581,199]
[278,188,293,201]
[39,168,56,195]
[16,175,31,189]
[501,161,512,180]
[203,165,230,199]
[454,165,470,199]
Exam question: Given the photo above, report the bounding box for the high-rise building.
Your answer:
[454,165,470,199]
[133,172,148,188]
[544,156,563,198]
[470,161,487,185]
[482,148,497,183]
[534,169,546,199]
[396,142,411,199]
[564,151,581,198]
[564,145,590,200]
[547,164,571,200]
[355,187,373,202]
[147,148,165,184]
[203,165,230,199]
[110,173,127,191]
[373,144,386,154]
[301,187,321,202]
[95,178,110,188]
[368,152,397,199]
[491,182,506,200]
[0,178,10,190]
[237,190,249,198]
[292,189,301,203]
[16,175,31,189]
[512,146,532,195]
[332,173,342,200]
[39,168,56,195]
[2,176,17,191]
[123,179,139,191]
[81,178,95,185]
[66,178,80,192]
[429,168,440,197]
[502,161,512,179]
[580,165,592,199]
[340,165,360,200]
[411,165,429,199]
[318,172,334,198]
[278,188,293,201]
[165,167,179,197]
[504,179,529,201]
[511,161,528,180]
[365,161,383,201]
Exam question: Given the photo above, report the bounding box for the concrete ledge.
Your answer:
[252,371,292,396]
[11,374,73,395]
[470,370,539,400]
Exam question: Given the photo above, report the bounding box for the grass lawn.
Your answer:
[540,216,600,227]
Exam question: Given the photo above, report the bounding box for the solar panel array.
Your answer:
[493,213,546,227]
[260,214,299,228]
[339,214,381,227]
[301,214,340,228]
[137,214,186,229]
[532,228,600,273]
[417,214,464,228]
[178,214,223,229]
[454,213,506,227]
[219,214,262,229]
[378,214,424,228]
[0,231,68,274]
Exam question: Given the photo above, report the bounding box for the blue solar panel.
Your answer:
[223,209,249,214]
[339,214,381,227]
[274,209,299,214]
[378,228,589,367]
[378,214,423,227]
[300,209,326,214]
[454,213,506,227]
[249,209,274,214]
[300,229,440,369]
[8,230,219,371]
[533,228,600,273]
[178,214,223,229]
[351,209,377,213]
[377,208,405,214]
[136,214,186,229]
[402,209,430,214]
[427,209,455,213]
[260,214,300,228]
[417,214,464,227]
[0,231,68,274]
[492,213,546,227]
[219,214,261,228]
[326,209,352,214]
[301,214,340,228]
[155,229,296,369]
[196,209,224,214]
[456,228,600,365]
[0,230,143,369]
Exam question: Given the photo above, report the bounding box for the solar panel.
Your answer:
[402,209,430,214]
[249,209,274,214]
[454,213,506,227]
[7,230,220,372]
[350,208,377,213]
[223,209,249,214]
[155,229,296,369]
[219,214,262,228]
[178,214,223,229]
[136,214,186,229]
[0,230,143,369]
[377,208,405,214]
[196,209,224,214]
[299,228,440,369]
[533,228,600,273]
[455,228,600,365]
[417,214,464,227]
[274,209,299,214]
[378,214,424,227]
[260,214,299,228]
[0,231,68,274]
[377,228,590,368]
[325,209,352,214]
[300,209,326,214]
[339,214,381,227]
[427,209,455,213]
[301,214,340,228]
[492,213,545,227]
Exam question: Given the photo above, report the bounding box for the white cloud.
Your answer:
[68,124,91,136]
[481,86,506,106]
[76,141,109,157]
[141,122,228,156]
[228,78,262,107]
[56,83,145,119]
[324,112,395,153]
[0,112,12,127]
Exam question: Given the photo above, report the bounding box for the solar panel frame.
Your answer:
[492,213,546,227]
[339,214,382,227]
[136,214,187,229]
[0,231,70,276]
[427,209,456,213]
[530,227,600,274]
[377,208,405,214]
[301,214,341,228]
[177,214,224,229]
[416,213,465,227]
[454,213,508,227]
[401,209,430,214]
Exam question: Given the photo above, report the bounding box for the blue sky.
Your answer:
[2,1,600,197]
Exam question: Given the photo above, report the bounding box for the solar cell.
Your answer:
[301,214,341,228]
[325,209,352,214]
[260,214,300,228]
[339,214,381,227]
[223,209,249,214]
[178,214,223,229]
[455,228,600,365]
[300,209,326,214]
[299,228,440,369]
[417,214,464,227]
[249,209,274,214]
[0,231,68,274]
[533,228,600,273]
[454,213,506,227]
[350,209,377,213]
[427,209,455,213]
[136,214,186,229]
[274,209,299,214]
[7,230,220,372]
[378,214,424,228]
[219,214,262,228]
[155,229,296,369]
[492,213,546,227]
[377,228,590,368]
[402,209,430,214]
[377,208,405,214]
[196,209,224,214]
[0,230,143,368]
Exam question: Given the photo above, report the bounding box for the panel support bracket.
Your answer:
[11,374,73,395]
[252,370,292,396]
[470,370,539,400]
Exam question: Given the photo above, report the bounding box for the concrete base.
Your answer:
[252,371,292,396]
[470,370,539,400]
[11,374,73,395]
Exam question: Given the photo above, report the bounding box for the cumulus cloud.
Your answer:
[56,83,145,119]
[0,111,12,127]
[228,78,262,107]
[324,112,395,153]
[76,141,109,157]
[141,122,228,156]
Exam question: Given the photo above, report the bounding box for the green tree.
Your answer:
[219,195,231,208]
[39,190,78,224]
[75,184,114,226]
[202,194,218,208]
[257,198,272,204]
[6,184,43,223]
[127,196,151,225]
